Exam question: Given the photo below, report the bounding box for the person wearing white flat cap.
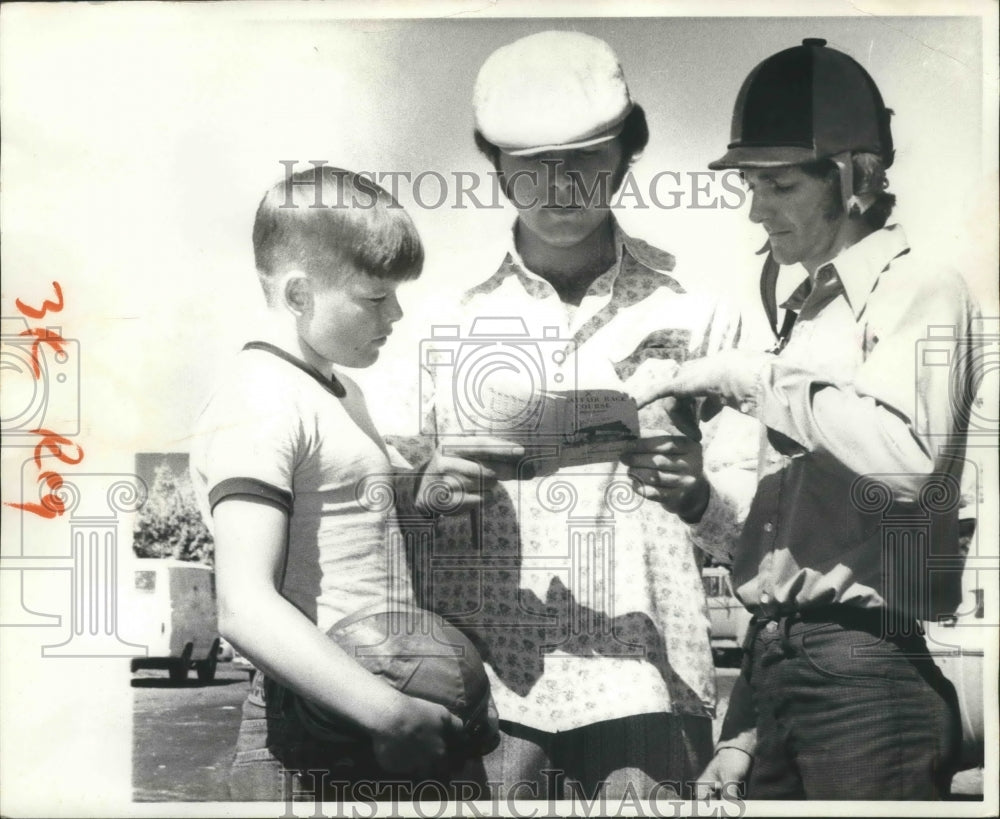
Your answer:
[415,30,745,800]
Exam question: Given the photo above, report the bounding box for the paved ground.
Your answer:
[133,662,982,802]
[132,663,741,802]
[132,665,251,802]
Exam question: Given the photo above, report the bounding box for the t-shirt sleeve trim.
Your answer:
[208,477,293,514]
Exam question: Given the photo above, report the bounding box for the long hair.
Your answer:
[801,152,896,229]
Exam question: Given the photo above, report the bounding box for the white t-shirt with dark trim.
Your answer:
[190,342,416,631]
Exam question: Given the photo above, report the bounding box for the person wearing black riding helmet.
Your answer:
[633,38,981,800]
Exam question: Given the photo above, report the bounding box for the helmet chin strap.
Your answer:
[831,151,876,216]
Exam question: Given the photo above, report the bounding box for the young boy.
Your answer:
[190,166,500,801]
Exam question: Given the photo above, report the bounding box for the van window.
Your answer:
[135,570,156,592]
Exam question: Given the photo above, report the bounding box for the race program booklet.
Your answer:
[476,385,641,470]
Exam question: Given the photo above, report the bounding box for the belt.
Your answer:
[745,605,923,653]
[770,605,919,634]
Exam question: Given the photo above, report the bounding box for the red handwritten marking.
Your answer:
[15,282,64,319]
[5,283,84,519]
[4,434,80,519]
[6,488,66,519]
[32,429,84,470]
[6,500,62,519]
[5,466,66,519]
[18,328,67,379]
[38,471,64,490]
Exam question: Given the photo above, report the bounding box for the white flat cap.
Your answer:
[473,31,633,156]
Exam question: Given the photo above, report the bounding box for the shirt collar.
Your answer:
[779,277,813,312]
[774,224,910,318]
[243,341,347,398]
[465,216,675,303]
[820,224,910,319]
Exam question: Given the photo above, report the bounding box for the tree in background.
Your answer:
[133,461,214,564]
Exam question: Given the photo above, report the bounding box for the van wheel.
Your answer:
[196,657,217,682]
[169,643,194,682]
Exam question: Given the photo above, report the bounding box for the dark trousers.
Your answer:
[228,672,488,802]
[485,713,713,801]
[744,608,962,800]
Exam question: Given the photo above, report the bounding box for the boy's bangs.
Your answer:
[255,166,424,286]
[343,203,424,282]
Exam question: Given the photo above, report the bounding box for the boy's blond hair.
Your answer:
[252,165,423,303]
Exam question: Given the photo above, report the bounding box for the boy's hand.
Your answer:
[620,435,710,521]
[417,438,526,515]
[370,696,465,776]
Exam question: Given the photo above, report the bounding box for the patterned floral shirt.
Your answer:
[416,221,742,731]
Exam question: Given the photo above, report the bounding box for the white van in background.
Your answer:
[127,559,221,682]
[926,584,987,771]
[703,566,753,665]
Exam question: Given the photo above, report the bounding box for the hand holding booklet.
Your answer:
[465,358,689,473]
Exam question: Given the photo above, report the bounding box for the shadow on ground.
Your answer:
[131,677,245,689]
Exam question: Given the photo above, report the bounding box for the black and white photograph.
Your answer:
[1,2,997,816]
